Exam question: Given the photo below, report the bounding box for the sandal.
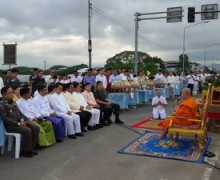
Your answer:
[203,151,216,158]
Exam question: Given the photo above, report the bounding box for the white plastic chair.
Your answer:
[0,118,21,159]
[5,131,21,159]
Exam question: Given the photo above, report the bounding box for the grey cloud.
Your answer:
[0,0,220,70]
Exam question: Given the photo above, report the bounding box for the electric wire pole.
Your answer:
[88,0,92,68]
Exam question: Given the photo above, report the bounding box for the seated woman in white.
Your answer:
[152,91,167,119]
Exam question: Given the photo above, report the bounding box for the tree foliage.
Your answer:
[104,51,165,74]
[177,54,190,72]
[0,64,88,76]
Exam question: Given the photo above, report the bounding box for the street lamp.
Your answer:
[182,21,209,73]
[204,43,220,71]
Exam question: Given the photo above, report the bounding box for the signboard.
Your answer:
[167,7,183,23]
[201,4,218,20]
[3,43,17,65]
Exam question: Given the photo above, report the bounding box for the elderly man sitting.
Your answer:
[159,88,197,139]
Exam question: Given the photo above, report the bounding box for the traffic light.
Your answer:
[188,7,195,23]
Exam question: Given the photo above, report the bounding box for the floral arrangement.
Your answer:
[203,74,220,90]
[153,79,165,88]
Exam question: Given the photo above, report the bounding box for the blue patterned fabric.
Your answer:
[153,88,168,98]
[138,90,151,103]
[128,92,140,105]
[118,131,211,163]
[108,93,130,109]
[178,84,187,95]
[0,118,5,147]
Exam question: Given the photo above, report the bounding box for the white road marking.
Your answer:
[201,168,213,180]
[201,140,220,180]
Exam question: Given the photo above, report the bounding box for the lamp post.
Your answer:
[44,60,47,70]
[204,43,220,71]
[182,21,209,73]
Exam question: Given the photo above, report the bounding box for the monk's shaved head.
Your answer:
[156,90,161,96]
[181,88,191,96]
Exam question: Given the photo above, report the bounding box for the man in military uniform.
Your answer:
[0,86,40,157]
[94,81,124,126]
[9,68,21,87]
[3,69,12,87]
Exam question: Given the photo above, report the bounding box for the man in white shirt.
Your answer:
[192,72,200,94]
[45,69,57,85]
[118,67,126,79]
[0,76,4,98]
[166,72,176,100]
[152,90,167,119]
[64,83,100,130]
[32,84,66,142]
[109,70,121,84]
[121,70,133,81]
[95,68,107,89]
[71,71,82,84]
[186,71,194,95]
[154,70,166,82]
[17,87,56,147]
[63,83,91,131]
[49,83,83,139]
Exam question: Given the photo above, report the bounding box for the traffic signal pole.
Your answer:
[133,8,183,75]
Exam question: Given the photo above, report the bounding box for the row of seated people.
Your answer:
[0,81,123,158]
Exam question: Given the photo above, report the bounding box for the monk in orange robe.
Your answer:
[159,88,197,139]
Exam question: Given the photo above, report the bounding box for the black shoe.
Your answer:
[21,151,34,158]
[56,139,63,143]
[107,120,113,124]
[115,119,124,124]
[68,135,77,139]
[75,133,84,137]
[98,124,103,128]
[82,128,87,132]
[88,126,96,131]
[103,122,110,126]
[32,151,38,156]
[94,125,99,129]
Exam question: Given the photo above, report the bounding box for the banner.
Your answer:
[3,44,17,65]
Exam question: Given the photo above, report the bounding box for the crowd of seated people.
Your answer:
[0,68,126,158]
[0,66,217,158]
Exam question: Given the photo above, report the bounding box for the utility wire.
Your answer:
[92,4,212,64]
[92,4,181,51]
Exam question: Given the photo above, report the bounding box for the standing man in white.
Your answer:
[95,68,107,89]
[166,72,176,100]
[152,91,167,120]
[154,70,166,82]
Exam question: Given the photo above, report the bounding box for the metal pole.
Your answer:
[182,21,209,73]
[204,46,207,69]
[88,0,92,68]
[204,43,220,72]
[182,27,186,73]
[44,60,47,70]
[134,12,139,75]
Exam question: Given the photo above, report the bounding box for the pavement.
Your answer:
[0,101,220,180]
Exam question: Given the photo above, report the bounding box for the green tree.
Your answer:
[177,54,190,73]
[104,51,166,74]
[203,66,210,73]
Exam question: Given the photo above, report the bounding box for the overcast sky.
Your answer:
[0,0,219,70]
